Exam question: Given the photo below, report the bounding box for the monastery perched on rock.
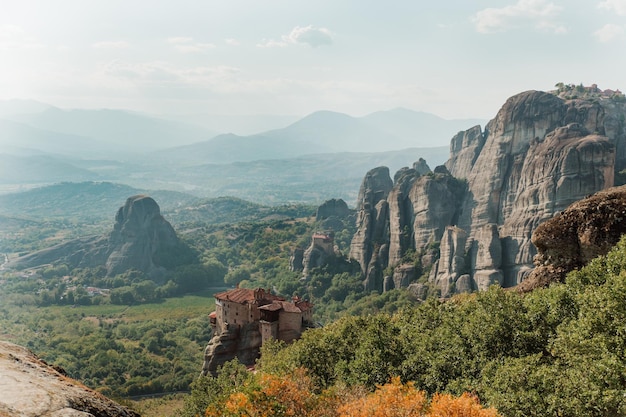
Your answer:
[201,287,313,376]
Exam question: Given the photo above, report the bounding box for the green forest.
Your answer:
[182,237,626,416]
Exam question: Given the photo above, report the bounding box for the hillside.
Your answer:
[0,182,200,222]
[0,119,110,157]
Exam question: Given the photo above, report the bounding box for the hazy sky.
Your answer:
[2,0,625,119]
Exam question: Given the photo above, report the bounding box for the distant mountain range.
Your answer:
[156,109,484,164]
[0,99,481,204]
[1,105,218,156]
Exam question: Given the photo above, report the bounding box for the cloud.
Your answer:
[101,60,240,88]
[285,25,333,47]
[257,25,333,48]
[225,38,241,46]
[0,25,45,50]
[92,41,130,49]
[167,37,216,53]
[598,0,626,15]
[472,0,566,34]
[594,23,625,42]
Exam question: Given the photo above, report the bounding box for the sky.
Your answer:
[1,0,625,120]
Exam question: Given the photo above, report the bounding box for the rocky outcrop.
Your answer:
[387,168,420,267]
[452,91,618,286]
[201,322,261,376]
[8,195,183,278]
[106,195,180,277]
[413,158,432,176]
[289,248,304,272]
[407,171,466,261]
[391,264,416,289]
[349,86,626,295]
[0,341,139,417]
[316,198,350,221]
[351,163,466,292]
[517,185,626,292]
[349,167,393,276]
[430,226,468,297]
[302,232,338,278]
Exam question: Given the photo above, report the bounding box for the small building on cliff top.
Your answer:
[202,287,314,375]
[210,287,314,345]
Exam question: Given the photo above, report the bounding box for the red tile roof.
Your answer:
[295,300,314,312]
[214,287,284,304]
[258,300,304,313]
[258,302,283,312]
[280,302,302,313]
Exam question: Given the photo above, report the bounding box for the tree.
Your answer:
[337,377,427,417]
[224,267,251,286]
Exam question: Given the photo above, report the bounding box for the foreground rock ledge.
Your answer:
[517,184,626,292]
[0,341,139,417]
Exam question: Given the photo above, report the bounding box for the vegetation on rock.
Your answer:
[224,236,626,417]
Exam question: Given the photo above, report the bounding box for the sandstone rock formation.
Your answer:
[350,164,466,292]
[517,185,626,292]
[0,341,139,417]
[302,231,339,278]
[289,247,305,272]
[430,226,468,297]
[8,195,183,278]
[202,322,262,376]
[106,195,180,277]
[349,167,393,287]
[316,198,350,221]
[350,86,626,295]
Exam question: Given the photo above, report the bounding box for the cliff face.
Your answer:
[349,167,393,280]
[8,195,182,278]
[453,90,618,286]
[0,341,139,417]
[201,322,262,376]
[350,87,625,294]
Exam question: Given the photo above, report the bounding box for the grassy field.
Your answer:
[44,288,223,321]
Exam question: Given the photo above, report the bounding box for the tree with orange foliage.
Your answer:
[429,392,500,417]
[337,377,499,417]
[337,377,427,417]
[207,368,336,417]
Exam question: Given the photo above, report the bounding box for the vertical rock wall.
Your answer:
[350,87,625,295]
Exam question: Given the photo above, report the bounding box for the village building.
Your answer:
[310,231,335,255]
[209,287,314,345]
